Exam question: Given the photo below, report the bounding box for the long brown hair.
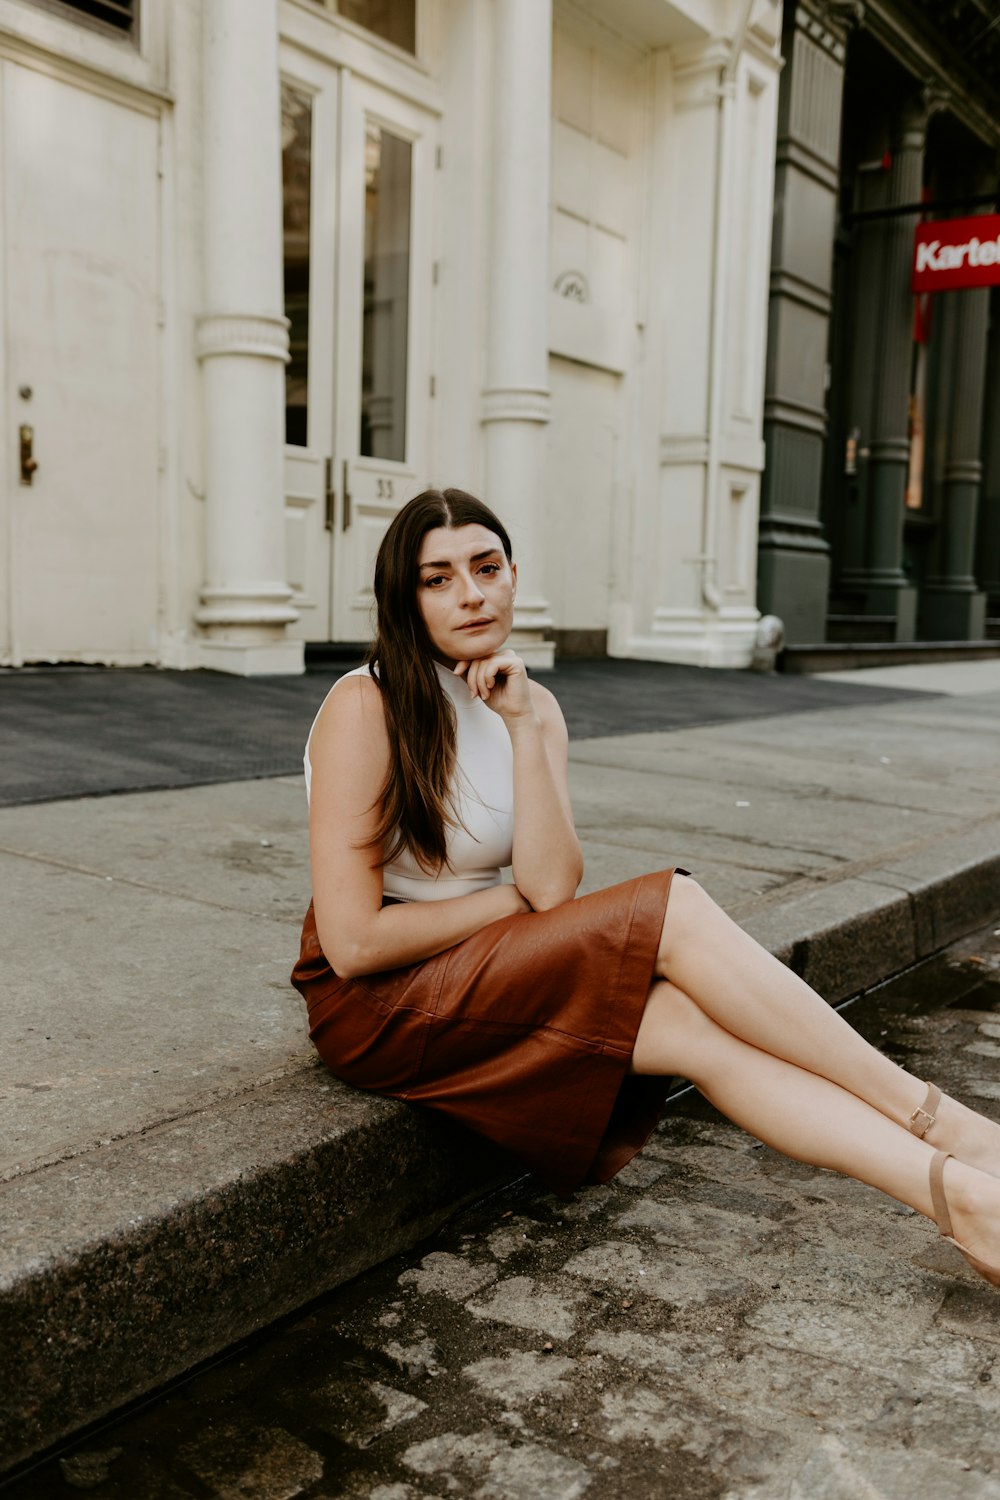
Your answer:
[365,487,513,872]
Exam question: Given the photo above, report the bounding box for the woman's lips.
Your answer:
[459,619,493,629]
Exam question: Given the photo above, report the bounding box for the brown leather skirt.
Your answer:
[290,868,686,1197]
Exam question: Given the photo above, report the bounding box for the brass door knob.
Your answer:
[19,425,37,485]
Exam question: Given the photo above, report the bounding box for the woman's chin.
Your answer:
[461,637,507,660]
[443,626,504,660]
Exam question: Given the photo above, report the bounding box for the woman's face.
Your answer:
[415,523,517,663]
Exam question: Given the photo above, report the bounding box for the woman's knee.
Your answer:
[631,979,713,1076]
[657,871,713,971]
[669,870,711,917]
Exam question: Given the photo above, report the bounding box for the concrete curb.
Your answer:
[3,842,1000,1473]
[1,1072,514,1472]
[741,827,1000,1000]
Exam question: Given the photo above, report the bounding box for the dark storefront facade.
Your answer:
[759,0,1000,651]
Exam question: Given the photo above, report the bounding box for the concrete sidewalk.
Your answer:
[2,663,1000,1471]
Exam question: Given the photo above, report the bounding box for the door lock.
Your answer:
[19,425,38,485]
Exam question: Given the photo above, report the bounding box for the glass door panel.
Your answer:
[361,124,412,462]
[331,74,434,642]
[280,52,340,643]
[283,81,312,449]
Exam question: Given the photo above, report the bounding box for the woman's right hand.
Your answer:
[453,650,534,728]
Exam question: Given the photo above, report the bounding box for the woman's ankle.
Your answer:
[943,1158,1000,1242]
[929,1095,1000,1177]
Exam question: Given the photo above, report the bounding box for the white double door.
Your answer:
[282,50,436,644]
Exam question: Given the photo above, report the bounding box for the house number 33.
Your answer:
[377,478,395,499]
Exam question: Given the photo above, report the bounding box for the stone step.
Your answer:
[4,831,1000,1474]
[781,639,1000,673]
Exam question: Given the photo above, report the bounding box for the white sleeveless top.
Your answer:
[304,661,515,902]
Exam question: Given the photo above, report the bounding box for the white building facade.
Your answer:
[0,0,781,674]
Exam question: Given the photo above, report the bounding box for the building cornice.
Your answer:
[861,0,1000,150]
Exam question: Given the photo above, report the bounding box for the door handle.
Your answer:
[342,458,351,531]
[19,425,38,485]
[324,456,335,531]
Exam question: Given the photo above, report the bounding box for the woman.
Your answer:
[292,487,1000,1285]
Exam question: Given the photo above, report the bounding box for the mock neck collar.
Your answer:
[433,657,478,708]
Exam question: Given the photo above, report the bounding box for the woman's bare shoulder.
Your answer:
[527,677,568,736]
[311,671,388,755]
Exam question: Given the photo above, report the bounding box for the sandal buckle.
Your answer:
[909,1105,936,1138]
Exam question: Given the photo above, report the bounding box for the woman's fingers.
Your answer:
[452,658,485,697]
[481,654,530,713]
[461,657,491,702]
[455,651,529,713]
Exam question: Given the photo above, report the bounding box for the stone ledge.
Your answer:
[742,836,1000,1002]
[0,1069,513,1472]
[3,842,999,1474]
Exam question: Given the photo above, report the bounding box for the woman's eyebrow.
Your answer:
[419,548,501,570]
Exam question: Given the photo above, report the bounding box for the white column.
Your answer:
[195,0,302,675]
[482,0,555,668]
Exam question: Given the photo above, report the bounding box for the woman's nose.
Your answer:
[460,573,486,604]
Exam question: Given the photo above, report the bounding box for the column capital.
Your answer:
[481,387,551,426]
[801,0,864,47]
[671,39,735,112]
[195,313,290,363]
[896,83,949,147]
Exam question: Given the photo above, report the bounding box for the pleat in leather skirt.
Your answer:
[290,867,687,1197]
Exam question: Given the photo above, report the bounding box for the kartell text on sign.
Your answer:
[912,215,1000,292]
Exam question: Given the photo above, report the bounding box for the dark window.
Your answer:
[312,1,416,55]
[44,0,135,33]
[282,82,313,448]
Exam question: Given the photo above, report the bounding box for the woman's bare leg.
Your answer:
[656,874,1000,1175]
[632,978,1000,1269]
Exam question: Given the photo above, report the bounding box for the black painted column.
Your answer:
[848,97,928,638]
[975,290,1000,628]
[921,272,990,638]
[757,2,848,643]
[836,135,892,592]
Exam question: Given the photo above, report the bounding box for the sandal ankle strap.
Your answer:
[909,1082,942,1139]
[929,1150,954,1239]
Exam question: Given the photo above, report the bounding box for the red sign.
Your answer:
[912,215,1000,292]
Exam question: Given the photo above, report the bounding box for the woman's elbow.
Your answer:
[329,950,364,980]
[520,856,583,912]
[526,875,582,912]
[530,892,569,913]
[315,917,367,980]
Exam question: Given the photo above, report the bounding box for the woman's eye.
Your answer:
[425,576,447,588]
[479,563,501,576]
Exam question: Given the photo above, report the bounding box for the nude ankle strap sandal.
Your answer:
[909,1082,942,1139]
[929,1150,1000,1288]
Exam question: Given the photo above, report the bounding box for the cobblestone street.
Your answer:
[8,921,1000,1500]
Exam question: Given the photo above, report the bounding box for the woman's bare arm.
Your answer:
[308,676,530,979]
[505,680,583,909]
[458,654,583,910]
